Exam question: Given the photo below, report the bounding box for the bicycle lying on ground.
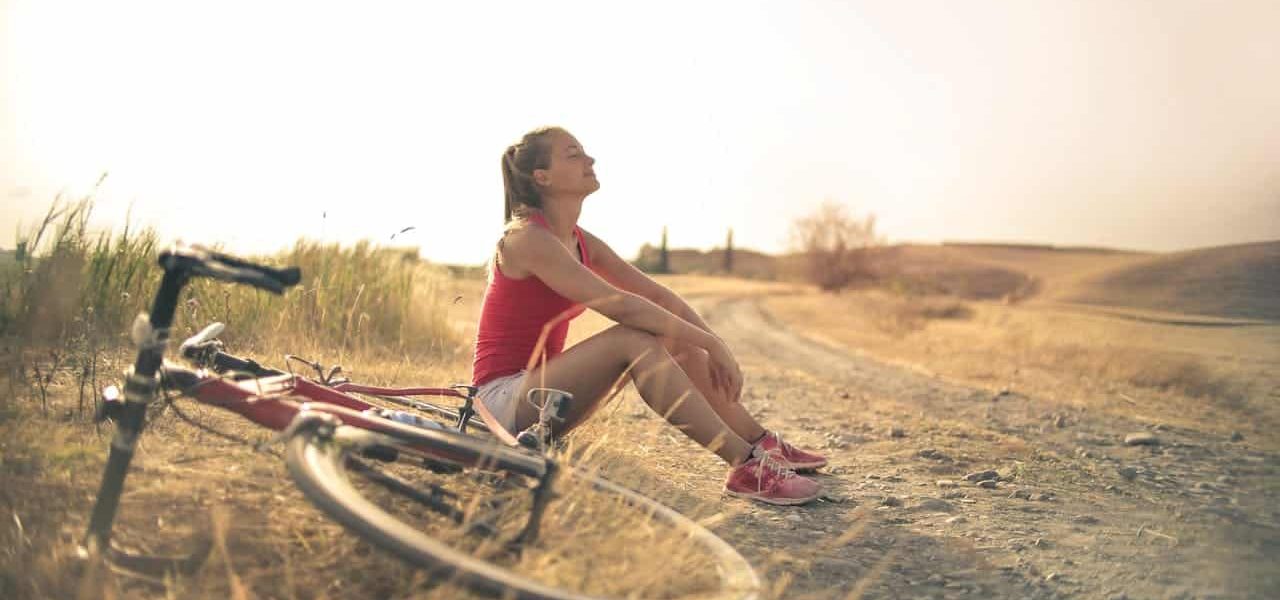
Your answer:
[81,244,760,600]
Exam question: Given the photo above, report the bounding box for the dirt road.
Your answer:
[645,296,1279,599]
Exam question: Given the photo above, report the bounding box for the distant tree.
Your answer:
[658,226,670,274]
[724,228,734,274]
[789,201,882,292]
[631,243,654,271]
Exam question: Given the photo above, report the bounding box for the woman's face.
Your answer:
[535,130,599,198]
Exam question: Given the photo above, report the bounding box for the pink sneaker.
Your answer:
[758,431,828,472]
[724,449,820,506]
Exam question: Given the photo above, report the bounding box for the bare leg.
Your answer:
[513,325,753,465]
[665,342,768,444]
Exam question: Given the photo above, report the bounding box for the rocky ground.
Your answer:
[620,296,1280,599]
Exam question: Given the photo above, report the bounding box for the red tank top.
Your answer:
[472,213,592,387]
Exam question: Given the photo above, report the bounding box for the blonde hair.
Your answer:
[500,126,565,225]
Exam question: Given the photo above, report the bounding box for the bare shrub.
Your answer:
[917,300,974,321]
[861,294,974,337]
[789,201,882,291]
[1032,342,1247,407]
[1113,351,1246,407]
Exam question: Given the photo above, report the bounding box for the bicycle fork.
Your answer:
[81,270,210,575]
[82,368,158,552]
[512,460,559,549]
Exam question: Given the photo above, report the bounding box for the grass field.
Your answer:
[766,289,1279,444]
[765,240,1279,446]
[0,275,738,599]
[3,200,1277,597]
[761,239,1279,447]
[0,202,758,598]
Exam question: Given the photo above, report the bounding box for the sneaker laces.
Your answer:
[757,431,801,461]
[770,431,797,454]
[750,444,797,481]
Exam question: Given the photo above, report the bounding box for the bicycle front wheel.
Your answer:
[283,418,760,600]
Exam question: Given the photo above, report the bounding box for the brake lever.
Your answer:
[283,354,327,381]
[179,323,227,365]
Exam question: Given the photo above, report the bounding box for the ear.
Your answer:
[532,168,551,187]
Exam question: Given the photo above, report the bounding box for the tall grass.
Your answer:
[184,239,460,357]
[2,198,461,359]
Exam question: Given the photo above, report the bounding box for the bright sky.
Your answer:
[3,0,1278,264]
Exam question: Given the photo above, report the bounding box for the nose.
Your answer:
[586,154,595,166]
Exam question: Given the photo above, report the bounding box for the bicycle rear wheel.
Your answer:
[283,417,760,600]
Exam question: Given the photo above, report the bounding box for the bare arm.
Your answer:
[578,229,743,402]
[579,228,714,336]
[500,225,724,355]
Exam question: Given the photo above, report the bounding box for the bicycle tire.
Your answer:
[284,421,761,600]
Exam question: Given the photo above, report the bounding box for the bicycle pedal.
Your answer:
[422,457,462,474]
[361,444,399,462]
[515,426,545,452]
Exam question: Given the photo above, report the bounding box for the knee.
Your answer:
[607,325,665,356]
[674,345,710,368]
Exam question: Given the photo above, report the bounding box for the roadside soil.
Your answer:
[605,294,1279,599]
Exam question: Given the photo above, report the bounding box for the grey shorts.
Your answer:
[476,371,526,434]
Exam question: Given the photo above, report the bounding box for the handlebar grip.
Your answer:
[205,248,302,287]
[158,245,302,294]
[210,351,281,377]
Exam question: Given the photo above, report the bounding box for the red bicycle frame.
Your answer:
[161,369,542,478]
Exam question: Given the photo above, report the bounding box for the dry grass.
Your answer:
[2,198,463,360]
[766,288,1280,444]
[933,243,1150,299]
[631,275,805,304]
[0,333,751,599]
[8,197,1273,597]
[857,294,974,338]
[0,206,756,599]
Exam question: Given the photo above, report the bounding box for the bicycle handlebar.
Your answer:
[86,243,301,552]
[158,245,301,294]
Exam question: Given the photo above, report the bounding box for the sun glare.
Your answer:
[4,1,1278,261]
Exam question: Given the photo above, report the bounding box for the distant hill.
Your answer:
[1060,241,1280,321]
[926,242,1152,300]
[634,242,1048,300]
[861,244,1044,301]
[778,242,1148,301]
[633,239,1279,321]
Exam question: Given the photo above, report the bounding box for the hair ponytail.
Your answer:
[501,146,530,224]
[500,126,562,226]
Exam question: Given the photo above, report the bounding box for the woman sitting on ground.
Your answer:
[472,126,826,506]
